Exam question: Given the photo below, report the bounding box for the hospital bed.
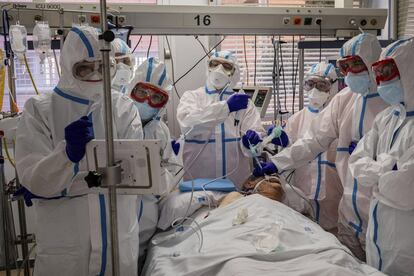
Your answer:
[141,193,384,276]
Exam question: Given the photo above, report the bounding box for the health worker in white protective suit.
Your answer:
[15,26,143,275]
[125,57,182,257]
[112,38,135,94]
[177,50,265,188]
[281,62,343,232]
[253,33,388,260]
[349,38,414,276]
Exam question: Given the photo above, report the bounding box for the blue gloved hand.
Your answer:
[252,161,278,177]
[242,130,262,149]
[227,94,249,113]
[267,126,289,148]
[65,116,94,163]
[171,140,180,155]
[348,141,358,155]
[392,164,398,171]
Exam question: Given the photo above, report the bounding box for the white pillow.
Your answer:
[157,190,227,230]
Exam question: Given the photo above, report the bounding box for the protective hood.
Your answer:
[305,62,338,109]
[57,26,112,102]
[126,57,172,122]
[126,57,173,95]
[112,38,135,88]
[379,38,414,111]
[339,33,381,95]
[206,50,240,90]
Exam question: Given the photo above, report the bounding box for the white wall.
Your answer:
[158,0,212,137]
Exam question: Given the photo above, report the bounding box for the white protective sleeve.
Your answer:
[348,120,396,187]
[16,97,75,197]
[377,145,414,210]
[270,92,342,171]
[177,90,230,136]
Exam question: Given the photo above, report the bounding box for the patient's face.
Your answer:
[243,176,284,202]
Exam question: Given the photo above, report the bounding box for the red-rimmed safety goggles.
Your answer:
[130,82,169,108]
[372,58,400,85]
[336,55,368,76]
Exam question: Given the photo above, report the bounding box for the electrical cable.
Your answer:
[164,36,181,100]
[146,35,153,58]
[243,35,249,86]
[23,54,40,95]
[194,35,209,55]
[254,35,257,86]
[271,36,278,122]
[291,35,295,114]
[171,216,204,253]
[173,36,226,86]
[132,35,143,54]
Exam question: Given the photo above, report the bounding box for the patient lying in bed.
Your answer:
[219,175,285,207]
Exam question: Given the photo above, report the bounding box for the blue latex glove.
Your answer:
[253,161,278,177]
[349,141,357,155]
[13,186,63,207]
[64,116,94,163]
[226,94,249,113]
[392,164,398,171]
[242,130,262,149]
[171,140,180,155]
[267,126,289,148]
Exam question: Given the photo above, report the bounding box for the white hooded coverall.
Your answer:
[177,51,264,189]
[16,26,143,275]
[269,33,388,259]
[125,57,182,256]
[349,38,414,276]
[283,62,342,231]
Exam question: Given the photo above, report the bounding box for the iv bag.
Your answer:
[9,24,28,56]
[33,22,51,63]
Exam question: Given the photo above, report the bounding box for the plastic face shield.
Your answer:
[303,75,332,92]
[208,58,235,76]
[72,58,116,82]
[337,55,368,76]
[372,58,400,85]
[130,82,169,108]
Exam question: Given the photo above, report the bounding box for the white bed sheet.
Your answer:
[142,194,384,276]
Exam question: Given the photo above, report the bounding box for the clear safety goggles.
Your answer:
[72,58,116,82]
[372,58,400,85]
[115,53,135,68]
[208,58,235,75]
[336,55,368,76]
[303,75,333,92]
[130,82,169,108]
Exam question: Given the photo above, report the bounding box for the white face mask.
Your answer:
[208,66,231,90]
[112,63,132,86]
[308,88,330,110]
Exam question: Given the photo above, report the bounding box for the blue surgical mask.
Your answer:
[345,71,371,96]
[134,102,159,122]
[378,79,404,106]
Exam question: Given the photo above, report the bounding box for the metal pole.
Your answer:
[0,140,11,276]
[99,0,120,275]
[8,55,30,276]
[272,39,280,122]
[298,48,304,110]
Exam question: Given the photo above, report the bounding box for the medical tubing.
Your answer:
[23,54,40,95]
[173,36,226,86]
[53,48,60,77]
[254,35,257,86]
[165,36,180,99]
[3,138,15,168]
[284,170,316,221]
[132,35,143,54]
[171,216,204,253]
